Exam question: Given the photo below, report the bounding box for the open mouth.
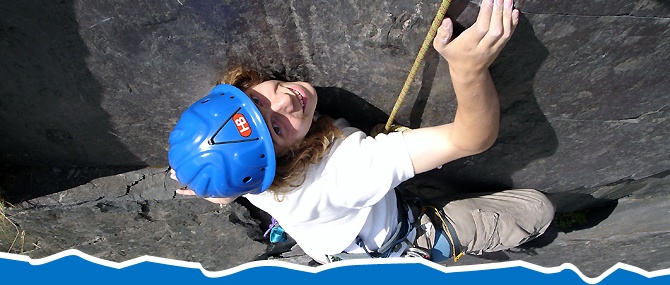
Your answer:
[286,86,306,112]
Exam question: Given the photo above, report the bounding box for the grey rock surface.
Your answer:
[1,0,668,201]
[2,167,669,278]
[2,168,269,271]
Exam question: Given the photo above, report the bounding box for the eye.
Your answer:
[272,123,282,136]
[251,97,260,105]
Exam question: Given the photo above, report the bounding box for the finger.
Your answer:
[480,0,504,48]
[492,4,519,51]
[176,188,197,196]
[169,169,178,181]
[475,0,494,37]
[501,0,513,39]
[505,8,520,44]
[204,198,224,204]
[205,197,236,205]
[511,9,520,31]
[433,18,453,49]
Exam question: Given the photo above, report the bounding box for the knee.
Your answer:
[461,189,556,254]
[518,189,555,230]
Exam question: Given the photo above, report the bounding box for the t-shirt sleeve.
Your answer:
[321,124,415,208]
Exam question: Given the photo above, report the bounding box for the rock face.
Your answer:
[2,168,271,271]
[3,167,669,277]
[1,0,668,203]
[0,0,668,278]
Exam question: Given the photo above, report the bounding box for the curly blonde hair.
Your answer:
[218,65,343,200]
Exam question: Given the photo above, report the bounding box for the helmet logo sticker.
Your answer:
[209,107,260,145]
[233,113,252,137]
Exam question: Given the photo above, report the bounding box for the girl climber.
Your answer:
[168,0,554,264]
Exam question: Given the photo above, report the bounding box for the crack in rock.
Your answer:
[125,174,146,195]
[227,208,264,241]
[136,200,154,222]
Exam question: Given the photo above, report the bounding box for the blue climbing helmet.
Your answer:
[168,84,276,198]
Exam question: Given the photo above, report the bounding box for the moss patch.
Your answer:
[554,211,589,232]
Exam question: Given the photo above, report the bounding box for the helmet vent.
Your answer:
[201,99,210,103]
[260,154,265,158]
[242,176,252,183]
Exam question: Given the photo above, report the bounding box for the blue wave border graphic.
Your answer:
[1,249,668,284]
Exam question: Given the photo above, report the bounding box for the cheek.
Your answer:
[274,145,289,157]
[298,119,312,139]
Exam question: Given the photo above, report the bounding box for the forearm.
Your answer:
[403,0,516,174]
[448,69,500,154]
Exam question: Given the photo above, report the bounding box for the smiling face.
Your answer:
[245,80,318,154]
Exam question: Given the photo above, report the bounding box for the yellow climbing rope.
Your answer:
[370,1,465,263]
[373,0,452,136]
[423,205,465,262]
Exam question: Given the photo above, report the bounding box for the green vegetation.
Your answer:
[554,211,589,232]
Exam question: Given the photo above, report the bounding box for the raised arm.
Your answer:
[403,0,519,174]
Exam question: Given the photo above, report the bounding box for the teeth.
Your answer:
[289,87,305,109]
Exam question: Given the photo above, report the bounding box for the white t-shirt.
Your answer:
[244,118,415,262]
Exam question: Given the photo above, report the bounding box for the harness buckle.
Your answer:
[403,247,431,260]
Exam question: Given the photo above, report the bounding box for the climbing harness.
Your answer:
[324,188,464,263]
[374,0,454,135]
[421,204,465,262]
[403,189,465,262]
[324,188,415,262]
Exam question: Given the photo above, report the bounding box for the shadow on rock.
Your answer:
[500,193,619,262]
[408,0,473,128]
[406,13,559,200]
[398,13,566,252]
[314,87,390,134]
[0,1,146,203]
[0,166,144,204]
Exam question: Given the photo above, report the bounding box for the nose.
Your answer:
[270,88,295,114]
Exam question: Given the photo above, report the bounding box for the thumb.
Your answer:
[433,18,453,51]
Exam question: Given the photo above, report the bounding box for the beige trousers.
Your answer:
[415,189,555,256]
